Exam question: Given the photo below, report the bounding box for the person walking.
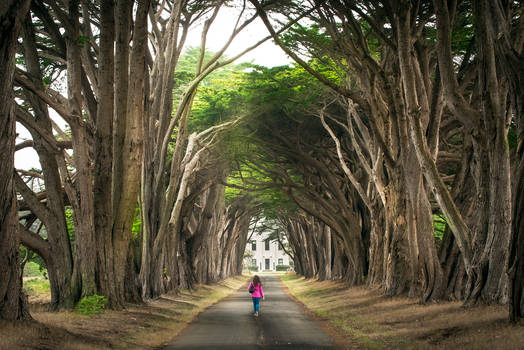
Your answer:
[248,275,264,317]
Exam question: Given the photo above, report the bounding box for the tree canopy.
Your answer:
[1,0,523,324]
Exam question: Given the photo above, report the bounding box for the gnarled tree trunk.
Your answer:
[0,0,32,320]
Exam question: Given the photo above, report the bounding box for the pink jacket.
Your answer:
[248,282,264,298]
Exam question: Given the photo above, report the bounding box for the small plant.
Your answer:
[77,294,108,315]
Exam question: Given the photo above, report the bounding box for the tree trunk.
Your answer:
[0,0,31,320]
[67,0,97,299]
[381,179,412,296]
[396,4,445,301]
[94,0,119,308]
[18,14,75,310]
[509,153,524,322]
[111,0,150,305]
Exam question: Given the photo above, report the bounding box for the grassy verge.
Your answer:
[280,273,524,350]
[23,278,50,298]
[0,275,250,350]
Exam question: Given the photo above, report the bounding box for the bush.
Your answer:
[23,262,44,277]
[77,294,108,315]
[276,265,290,271]
[247,265,258,271]
[23,278,50,296]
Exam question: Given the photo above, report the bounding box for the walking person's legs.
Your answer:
[253,297,260,316]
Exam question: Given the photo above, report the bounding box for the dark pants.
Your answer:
[252,297,261,313]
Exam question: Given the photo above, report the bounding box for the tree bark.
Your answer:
[0,0,32,320]
[110,0,150,306]
[18,13,75,310]
[94,0,119,308]
[509,153,524,322]
[66,0,97,300]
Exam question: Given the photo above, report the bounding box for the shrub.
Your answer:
[247,265,258,271]
[276,265,290,271]
[23,262,43,277]
[77,294,108,315]
[23,278,50,297]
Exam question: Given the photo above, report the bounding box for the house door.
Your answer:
[265,259,270,270]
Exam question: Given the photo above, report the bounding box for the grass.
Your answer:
[1,275,250,350]
[23,262,45,277]
[280,273,524,350]
[23,277,50,298]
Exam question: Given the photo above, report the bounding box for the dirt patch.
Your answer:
[280,274,524,350]
[0,275,249,350]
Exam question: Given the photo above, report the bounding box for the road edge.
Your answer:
[277,274,357,350]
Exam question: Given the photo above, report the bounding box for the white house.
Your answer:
[245,232,291,272]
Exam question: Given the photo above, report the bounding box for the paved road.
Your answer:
[165,275,334,350]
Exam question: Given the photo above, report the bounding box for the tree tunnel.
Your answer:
[1,0,522,324]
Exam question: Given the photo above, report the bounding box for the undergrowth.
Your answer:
[76,294,108,315]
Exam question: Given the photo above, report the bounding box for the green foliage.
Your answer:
[23,278,50,297]
[132,205,141,237]
[247,265,259,272]
[186,59,335,231]
[217,64,327,209]
[42,76,51,87]
[281,24,350,76]
[276,265,290,271]
[243,64,329,113]
[433,214,447,243]
[77,34,90,47]
[76,295,108,315]
[23,262,44,277]
[176,50,322,217]
[225,163,298,215]
[174,48,334,233]
[188,67,247,133]
[451,1,475,55]
[176,47,215,73]
[20,247,47,277]
[173,47,248,133]
[508,121,518,150]
[65,206,75,244]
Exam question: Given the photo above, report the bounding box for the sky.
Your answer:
[187,6,291,67]
[15,7,291,171]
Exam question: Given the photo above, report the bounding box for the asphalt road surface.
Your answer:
[164,274,334,350]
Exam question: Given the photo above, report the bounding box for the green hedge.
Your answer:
[247,265,258,271]
[276,265,290,271]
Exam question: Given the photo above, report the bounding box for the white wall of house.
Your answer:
[244,232,291,271]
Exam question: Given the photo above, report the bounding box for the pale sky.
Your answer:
[15,8,291,170]
[187,6,291,67]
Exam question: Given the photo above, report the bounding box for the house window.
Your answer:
[278,258,283,265]
[251,241,256,250]
[265,239,270,250]
[252,258,256,266]
[265,259,270,270]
